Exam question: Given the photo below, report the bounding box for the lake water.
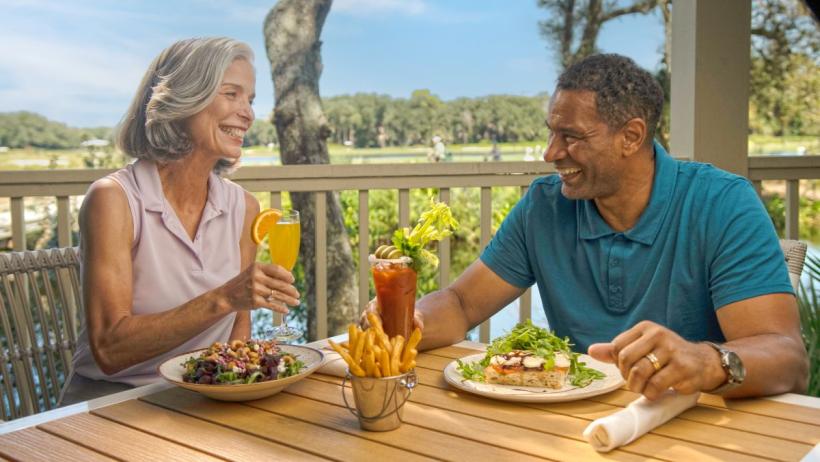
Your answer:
[241,150,534,166]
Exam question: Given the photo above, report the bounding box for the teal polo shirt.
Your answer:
[481,142,793,351]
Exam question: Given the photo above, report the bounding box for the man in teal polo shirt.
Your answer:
[414,54,808,399]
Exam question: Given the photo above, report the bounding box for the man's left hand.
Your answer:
[588,320,725,400]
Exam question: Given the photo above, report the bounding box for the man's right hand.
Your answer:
[358,298,425,331]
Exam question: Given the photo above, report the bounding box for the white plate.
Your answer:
[158,344,323,401]
[444,353,624,403]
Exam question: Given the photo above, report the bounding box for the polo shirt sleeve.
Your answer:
[480,185,536,289]
[708,179,794,310]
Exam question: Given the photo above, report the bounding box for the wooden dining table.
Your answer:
[1,338,818,461]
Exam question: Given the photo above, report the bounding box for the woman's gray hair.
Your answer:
[556,54,663,144]
[116,37,254,174]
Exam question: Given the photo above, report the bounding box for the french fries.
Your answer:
[331,318,421,378]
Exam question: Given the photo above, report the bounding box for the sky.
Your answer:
[1,0,665,128]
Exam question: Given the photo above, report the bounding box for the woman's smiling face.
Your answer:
[187,58,256,162]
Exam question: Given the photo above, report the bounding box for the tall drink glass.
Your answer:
[266,210,302,342]
[370,255,416,339]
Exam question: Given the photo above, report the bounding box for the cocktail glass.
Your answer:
[369,255,416,340]
[265,210,302,342]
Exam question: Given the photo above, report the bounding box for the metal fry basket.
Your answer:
[342,369,417,431]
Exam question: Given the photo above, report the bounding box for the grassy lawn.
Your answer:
[748,135,819,156]
[1,135,817,170]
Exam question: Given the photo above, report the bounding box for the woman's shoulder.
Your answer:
[85,176,128,209]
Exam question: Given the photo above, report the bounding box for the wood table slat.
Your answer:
[310,373,770,462]
[92,399,330,462]
[410,364,813,461]
[38,413,223,462]
[243,387,551,462]
[416,351,820,444]
[0,427,115,462]
[141,387,433,462]
[424,345,485,359]
[289,376,651,462]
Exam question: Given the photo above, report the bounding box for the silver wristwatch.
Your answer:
[703,341,745,394]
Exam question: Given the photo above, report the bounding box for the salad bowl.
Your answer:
[158,344,323,401]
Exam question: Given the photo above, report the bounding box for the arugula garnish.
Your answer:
[456,320,605,387]
[284,359,305,377]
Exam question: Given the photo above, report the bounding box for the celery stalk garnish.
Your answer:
[391,198,459,272]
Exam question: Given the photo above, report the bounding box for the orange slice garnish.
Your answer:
[250,208,282,244]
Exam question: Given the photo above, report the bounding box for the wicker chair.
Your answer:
[0,247,83,421]
[780,239,808,292]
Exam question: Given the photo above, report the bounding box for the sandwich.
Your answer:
[456,320,605,388]
[484,349,570,388]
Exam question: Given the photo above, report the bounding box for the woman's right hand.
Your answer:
[217,261,300,314]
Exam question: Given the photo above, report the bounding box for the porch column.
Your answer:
[670,0,751,176]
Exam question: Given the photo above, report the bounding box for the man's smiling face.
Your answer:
[543,90,623,200]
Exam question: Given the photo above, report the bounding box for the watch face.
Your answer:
[725,351,746,383]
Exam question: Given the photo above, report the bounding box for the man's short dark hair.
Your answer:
[556,54,664,143]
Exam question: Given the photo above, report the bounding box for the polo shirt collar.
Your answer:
[578,141,676,245]
[132,159,228,215]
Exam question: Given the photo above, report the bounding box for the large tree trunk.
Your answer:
[264,0,358,340]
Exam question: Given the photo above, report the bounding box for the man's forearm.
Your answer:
[416,288,472,351]
[722,333,808,398]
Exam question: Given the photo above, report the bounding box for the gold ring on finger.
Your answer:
[645,352,661,372]
[267,289,276,302]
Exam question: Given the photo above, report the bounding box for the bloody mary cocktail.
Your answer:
[370,255,416,339]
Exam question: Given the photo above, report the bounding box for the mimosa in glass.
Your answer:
[266,210,302,342]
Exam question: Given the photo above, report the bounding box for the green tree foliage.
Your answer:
[536,0,819,141]
[749,0,820,137]
[244,118,278,147]
[536,0,658,70]
[0,112,112,149]
[323,92,550,147]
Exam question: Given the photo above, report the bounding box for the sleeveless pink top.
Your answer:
[72,159,245,386]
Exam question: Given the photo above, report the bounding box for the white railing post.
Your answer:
[398,189,410,229]
[56,196,71,249]
[479,187,492,343]
[438,188,451,290]
[518,185,532,324]
[358,190,370,313]
[786,180,800,241]
[11,198,25,252]
[314,191,328,340]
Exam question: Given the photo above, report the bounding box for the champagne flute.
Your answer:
[264,210,302,342]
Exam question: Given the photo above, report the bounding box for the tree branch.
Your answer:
[601,0,658,22]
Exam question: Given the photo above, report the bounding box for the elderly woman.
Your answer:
[60,37,298,404]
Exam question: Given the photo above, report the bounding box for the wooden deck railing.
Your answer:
[0,156,818,341]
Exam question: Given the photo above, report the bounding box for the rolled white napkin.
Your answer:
[801,443,820,462]
[583,390,700,452]
[317,348,348,377]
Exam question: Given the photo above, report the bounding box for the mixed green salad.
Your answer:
[182,339,304,385]
[456,320,606,387]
